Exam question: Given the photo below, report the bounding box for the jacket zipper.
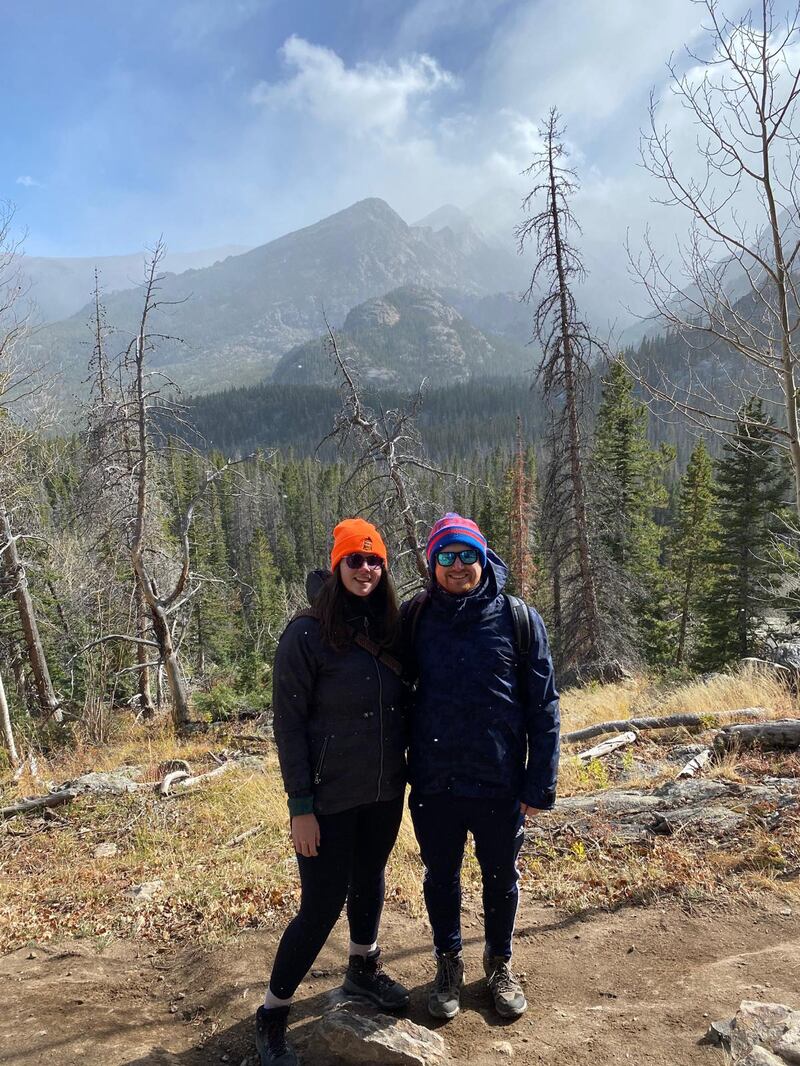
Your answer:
[375,657,384,801]
[313,736,331,785]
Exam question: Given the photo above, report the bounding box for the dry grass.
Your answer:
[1,665,797,952]
[559,665,793,736]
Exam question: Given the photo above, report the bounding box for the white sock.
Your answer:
[349,940,378,958]
[263,987,293,1009]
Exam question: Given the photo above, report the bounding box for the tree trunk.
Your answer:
[143,585,190,730]
[713,718,800,753]
[0,667,19,764]
[564,707,766,743]
[9,638,27,709]
[675,557,693,667]
[134,574,154,719]
[0,505,61,722]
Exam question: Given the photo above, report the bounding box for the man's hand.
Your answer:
[520,803,543,819]
[291,813,321,857]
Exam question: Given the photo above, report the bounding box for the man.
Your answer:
[405,513,560,1020]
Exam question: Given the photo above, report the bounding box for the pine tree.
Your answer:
[245,529,287,658]
[670,441,716,666]
[592,358,674,665]
[698,398,791,667]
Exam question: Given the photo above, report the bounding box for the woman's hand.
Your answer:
[520,802,543,820]
[291,813,321,857]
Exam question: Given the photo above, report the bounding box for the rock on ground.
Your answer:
[307,1002,450,1065]
[714,1000,800,1063]
[775,1024,800,1065]
[738,1048,789,1065]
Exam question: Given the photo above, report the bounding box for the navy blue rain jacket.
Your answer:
[406,550,560,809]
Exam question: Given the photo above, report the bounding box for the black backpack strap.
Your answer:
[406,589,430,648]
[505,595,531,659]
[290,607,403,677]
[506,594,531,700]
[352,632,404,677]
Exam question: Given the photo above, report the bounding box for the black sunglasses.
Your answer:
[344,552,384,570]
[436,548,480,567]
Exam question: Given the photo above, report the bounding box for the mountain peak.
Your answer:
[412,204,473,233]
[326,197,407,228]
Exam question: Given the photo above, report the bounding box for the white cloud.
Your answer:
[481,0,712,129]
[251,35,457,137]
[16,175,43,188]
[393,0,509,51]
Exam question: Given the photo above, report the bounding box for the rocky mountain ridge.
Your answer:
[273,284,532,387]
[30,198,527,397]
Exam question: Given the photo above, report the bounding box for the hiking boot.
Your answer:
[427,950,464,1019]
[255,1005,298,1065]
[483,953,527,1018]
[342,948,410,1010]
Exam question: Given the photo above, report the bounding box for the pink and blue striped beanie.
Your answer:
[426,513,487,569]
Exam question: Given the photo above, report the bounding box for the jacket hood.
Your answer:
[306,569,331,604]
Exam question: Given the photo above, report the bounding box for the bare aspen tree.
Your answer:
[517,108,603,667]
[631,0,800,519]
[323,317,450,582]
[0,667,18,764]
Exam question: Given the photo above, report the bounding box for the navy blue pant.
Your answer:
[269,795,404,999]
[409,792,524,959]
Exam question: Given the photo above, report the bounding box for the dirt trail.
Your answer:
[1,895,799,1065]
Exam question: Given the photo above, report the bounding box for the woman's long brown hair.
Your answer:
[315,566,399,651]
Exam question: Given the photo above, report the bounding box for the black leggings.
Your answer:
[268,795,404,999]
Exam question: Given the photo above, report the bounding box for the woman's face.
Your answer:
[339,554,384,597]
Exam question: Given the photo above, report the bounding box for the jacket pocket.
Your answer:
[313,735,331,785]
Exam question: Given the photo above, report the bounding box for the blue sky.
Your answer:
[6,0,759,266]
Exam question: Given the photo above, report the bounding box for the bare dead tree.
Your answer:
[517,108,603,667]
[0,506,61,721]
[125,242,197,729]
[0,203,62,725]
[322,317,455,583]
[630,0,800,519]
[81,270,156,718]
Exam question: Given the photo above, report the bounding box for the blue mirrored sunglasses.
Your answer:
[436,548,480,567]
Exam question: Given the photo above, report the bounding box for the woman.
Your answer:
[255,518,409,1066]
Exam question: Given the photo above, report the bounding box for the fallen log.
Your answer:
[576,731,637,763]
[713,719,800,754]
[159,759,237,796]
[1,789,79,819]
[157,770,191,796]
[563,707,766,744]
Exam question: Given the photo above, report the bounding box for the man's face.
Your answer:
[434,540,483,596]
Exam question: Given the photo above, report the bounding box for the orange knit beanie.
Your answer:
[330,518,388,571]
